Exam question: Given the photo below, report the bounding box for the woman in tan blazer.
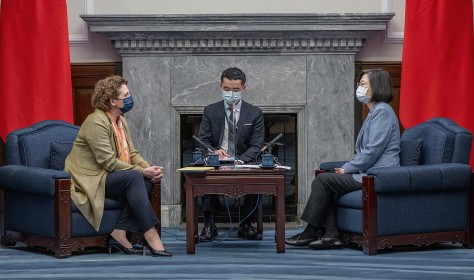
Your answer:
[65,75,171,257]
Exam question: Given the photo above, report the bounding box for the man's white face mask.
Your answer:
[222,90,241,104]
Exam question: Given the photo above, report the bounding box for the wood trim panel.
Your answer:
[1,63,120,165]
[355,62,403,135]
[71,63,121,126]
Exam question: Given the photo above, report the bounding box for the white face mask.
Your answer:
[222,90,241,104]
[356,86,371,104]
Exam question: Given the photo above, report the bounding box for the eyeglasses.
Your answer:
[114,94,130,100]
[357,83,369,88]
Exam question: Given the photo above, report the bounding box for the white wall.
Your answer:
[67,0,406,62]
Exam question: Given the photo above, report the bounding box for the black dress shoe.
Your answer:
[199,225,218,242]
[308,236,344,250]
[237,224,262,240]
[107,237,142,255]
[284,233,319,247]
[142,240,172,257]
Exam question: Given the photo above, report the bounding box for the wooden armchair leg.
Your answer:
[0,190,5,246]
[362,176,378,255]
[257,195,263,235]
[468,173,474,248]
[150,182,162,236]
[363,243,378,255]
[55,179,72,258]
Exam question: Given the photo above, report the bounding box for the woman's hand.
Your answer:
[334,168,345,174]
[143,165,163,183]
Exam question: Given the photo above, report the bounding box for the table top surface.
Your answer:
[183,167,286,176]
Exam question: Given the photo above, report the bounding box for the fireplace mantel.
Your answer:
[81,13,394,55]
[82,13,394,226]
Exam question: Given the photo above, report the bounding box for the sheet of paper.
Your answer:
[177,166,215,172]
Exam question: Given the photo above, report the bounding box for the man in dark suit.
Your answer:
[198,67,265,241]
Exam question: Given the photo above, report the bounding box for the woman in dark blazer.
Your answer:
[285,69,401,250]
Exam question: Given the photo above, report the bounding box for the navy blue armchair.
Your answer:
[0,120,161,257]
[318,117,473,255]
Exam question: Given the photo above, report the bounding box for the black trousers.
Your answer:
[301,172,361,228]
[105,170,159,233]
[202,194,260,226]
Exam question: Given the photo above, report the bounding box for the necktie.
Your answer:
[227,107,235,157]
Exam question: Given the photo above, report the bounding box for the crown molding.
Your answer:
[69,0,94,45]
[381,0,404,44]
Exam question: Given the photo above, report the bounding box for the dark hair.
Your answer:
[220,67,246,85]
[91,75,128,112]
[359,69,393,103]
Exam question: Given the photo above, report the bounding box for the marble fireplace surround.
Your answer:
[82,13,394,226]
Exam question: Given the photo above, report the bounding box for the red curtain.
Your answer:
[400,0,474,167]
[0,0,73,141]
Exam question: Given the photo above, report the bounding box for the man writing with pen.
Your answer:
[197,67,265,241]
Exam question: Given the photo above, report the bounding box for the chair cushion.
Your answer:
[337,190,362,209]
[50,141,74,170]
[400,137,423,166]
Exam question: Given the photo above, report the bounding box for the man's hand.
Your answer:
[215,149,230,160]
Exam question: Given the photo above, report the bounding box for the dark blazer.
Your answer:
[198,100,264,163]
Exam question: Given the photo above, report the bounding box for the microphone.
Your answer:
[192,135,213,153]
[260,133,283,153]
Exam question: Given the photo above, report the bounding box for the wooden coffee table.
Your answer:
[184,168,286,254]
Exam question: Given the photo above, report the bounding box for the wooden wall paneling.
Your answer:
[72,88,94,126]
[0,63,120,164]
[71,63,121,126]
[354,62,402,136]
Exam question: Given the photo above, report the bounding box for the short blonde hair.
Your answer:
[91,75,128,111]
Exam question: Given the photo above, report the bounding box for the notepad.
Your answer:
[177,166,215,173]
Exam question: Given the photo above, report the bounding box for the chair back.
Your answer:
[5,120,79,169]
[401,118,472,165]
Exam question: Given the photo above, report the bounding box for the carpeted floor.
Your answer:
[0,227,473,279]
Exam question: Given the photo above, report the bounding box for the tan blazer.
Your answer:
[64,109,149,231]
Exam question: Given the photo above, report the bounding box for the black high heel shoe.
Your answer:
[107,237,142,255]
[142,240,172,257]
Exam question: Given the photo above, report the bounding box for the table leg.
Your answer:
[186,181,195,254]
[276,181,285,253]
[194,196,199,244]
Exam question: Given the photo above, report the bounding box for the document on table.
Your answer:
[177,166,215,173]
[234,164,291,170]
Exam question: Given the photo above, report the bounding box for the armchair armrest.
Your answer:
[149,180,162,236]
[0,165,70,196]
[315,161,348,177]
[366,163,472,193]
[319,161,348,172]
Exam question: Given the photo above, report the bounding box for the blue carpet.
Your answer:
[0,227,473,279]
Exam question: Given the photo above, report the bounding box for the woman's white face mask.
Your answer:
[356,86,370,104]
